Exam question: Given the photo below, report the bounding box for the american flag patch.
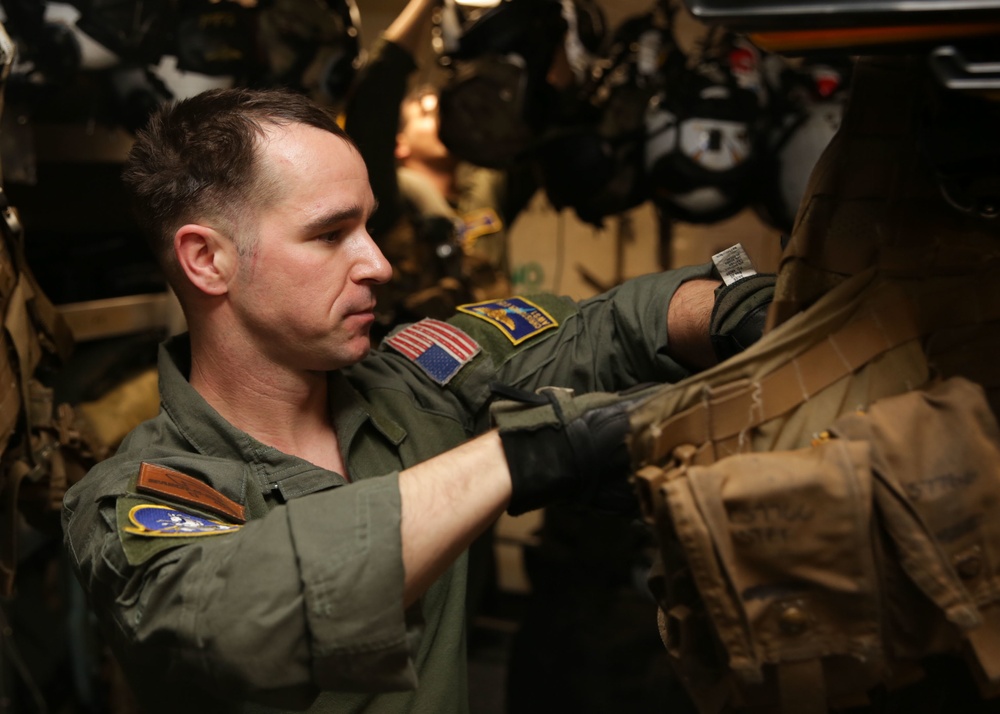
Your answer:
[384,319,482,385]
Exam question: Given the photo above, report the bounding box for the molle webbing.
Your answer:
[632,274,1000,472]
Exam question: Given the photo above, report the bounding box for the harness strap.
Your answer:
[643,277,1000,466]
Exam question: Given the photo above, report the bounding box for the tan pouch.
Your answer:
[830,376,1000,690]
[639,457,736,714]
[654,439,884,712]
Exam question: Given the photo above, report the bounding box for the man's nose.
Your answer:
[359,232,393,285]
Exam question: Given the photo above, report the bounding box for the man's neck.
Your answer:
[187,334,346,475]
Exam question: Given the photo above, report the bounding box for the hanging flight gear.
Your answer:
[533,8,669,227]
[0,21,105,596]
[5,0,363,137]
[646,29,771,225]
[436,53,536,170]
[751,60,850,235]
[533,2,775,228]
[434,0,605,169]
[433,0,567,168]
[255,0,364,106]
[0,189,98,596]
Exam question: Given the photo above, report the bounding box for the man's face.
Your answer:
[226,123,391,373]
[397,92,452,163]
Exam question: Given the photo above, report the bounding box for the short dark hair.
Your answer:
[122,86,354,283]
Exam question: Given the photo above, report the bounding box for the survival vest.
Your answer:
[627,56,1000,713]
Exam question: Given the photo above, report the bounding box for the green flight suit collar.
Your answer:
[158,335,407,502]
[328,370,406,450]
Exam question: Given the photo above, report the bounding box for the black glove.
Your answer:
[709,273,776,362]
[491,384,653,517]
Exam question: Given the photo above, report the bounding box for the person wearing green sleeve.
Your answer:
[61,85,772,714]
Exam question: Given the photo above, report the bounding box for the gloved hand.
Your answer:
[709,273,776,362]
[490,384,655,516]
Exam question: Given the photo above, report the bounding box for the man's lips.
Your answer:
[344,303,377,319]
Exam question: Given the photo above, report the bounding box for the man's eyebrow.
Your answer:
[303,199,379,233]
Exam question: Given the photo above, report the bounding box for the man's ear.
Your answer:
[174,224,237,297]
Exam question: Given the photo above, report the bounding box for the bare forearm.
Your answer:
[667,278,722,371]
[398,430,510,607]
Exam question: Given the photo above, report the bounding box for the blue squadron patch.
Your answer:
[457,297,559,345]
[124,504,242,537]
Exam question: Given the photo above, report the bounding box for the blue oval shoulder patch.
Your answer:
[125,504,242,538]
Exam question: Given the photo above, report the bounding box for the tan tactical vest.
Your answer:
[628,56,1000,713]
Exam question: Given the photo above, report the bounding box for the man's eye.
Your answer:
[319,230,343,243]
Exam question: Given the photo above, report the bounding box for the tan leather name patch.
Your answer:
[137,462,246,524]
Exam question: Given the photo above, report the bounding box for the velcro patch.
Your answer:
[137,462,246,523]
[384,318,482,385]
[457,297,558,345]
[124,504,241,537]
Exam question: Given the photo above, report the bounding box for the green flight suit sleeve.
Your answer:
[62,454,417,709]
[450,263,716,398]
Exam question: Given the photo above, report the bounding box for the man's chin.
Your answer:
[311,336,370,372]
[343,337,373,366]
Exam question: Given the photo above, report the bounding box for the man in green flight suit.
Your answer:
[61,86,771,713]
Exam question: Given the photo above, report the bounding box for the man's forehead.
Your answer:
[258,122,359,168]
